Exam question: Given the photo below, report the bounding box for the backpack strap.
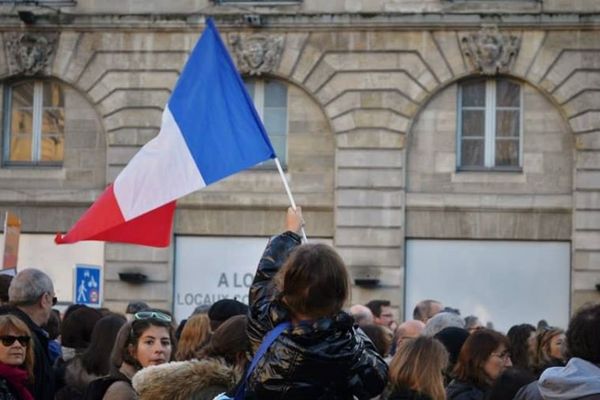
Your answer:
[234,321,291,400]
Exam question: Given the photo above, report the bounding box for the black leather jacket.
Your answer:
[246,231,388,400]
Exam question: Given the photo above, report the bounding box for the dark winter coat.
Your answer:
[0,377,20,400]
[0,306,55,400]
[55,356,102,400]
[446,380,487,400]
[245,231,389,400]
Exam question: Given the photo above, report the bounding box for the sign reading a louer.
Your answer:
[174,236,268,322]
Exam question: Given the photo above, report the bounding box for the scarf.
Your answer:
[0,362,33,400]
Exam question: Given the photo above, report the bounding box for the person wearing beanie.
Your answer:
[208,299,248,331]
[434,327,469,385]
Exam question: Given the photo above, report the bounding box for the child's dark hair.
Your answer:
[117,317,175,370]
[275,243,349,319]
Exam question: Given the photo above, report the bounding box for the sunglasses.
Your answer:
[133,311,172,323]
[0,335,30,347]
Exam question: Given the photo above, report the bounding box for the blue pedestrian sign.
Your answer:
[74,264,102,307]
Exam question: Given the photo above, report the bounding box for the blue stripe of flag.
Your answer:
[168,18,276,185]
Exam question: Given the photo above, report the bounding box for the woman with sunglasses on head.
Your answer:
[85,310,175,400]
[446,329,512,400]
[0,315,34,400]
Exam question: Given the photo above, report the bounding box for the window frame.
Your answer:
[456,78,523,171]
[245,78,288,169]
[2,79,65,167]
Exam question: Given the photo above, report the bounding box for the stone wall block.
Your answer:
[575,131,600,150]
[337,208,402,227]
[335,225,404,247]
[564,91,600,118]
[574,211,600,230]
[337,189,403,207]
[572,291,600,314]
[107,146,140,166]
[325,92,361,118]
[570,111,600,133]
[573,250,600,271]
[304,60,336,93]
[554,71,600,105]
[104,108,162,132]
[576,151,600,169]
[576,171,600,190]
[338,168,404,188]
[291,42,323,84]
[277,32,309,77]
[317,71,426,106]
[337,130,405,149]
[104,281,169,301]
[573,271,600,290]
[512,31,546,78]
[105,262,170,282]
[337,149,403,168]
[331,113,356,132]
[432,31,466,77]
[62,34,98,85]
[99,90,169,117]
[337,246,403,268]
[105,243,170,262]
[51,31,81,78]
[575,191,600,210]
[574,231,600,250]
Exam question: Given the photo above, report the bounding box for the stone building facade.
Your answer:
[0,0,598,321]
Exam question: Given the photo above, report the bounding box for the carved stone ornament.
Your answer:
[5,32,58,76]
[460,25,521,76]
[229,33,284,76]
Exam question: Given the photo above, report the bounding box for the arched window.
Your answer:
[457,78,522,169]
[3,80,65,166]
[244,78,288,167]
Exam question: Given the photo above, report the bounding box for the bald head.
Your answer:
[395,319,425,347]
[349,304,374,326]
[413,299,443,323]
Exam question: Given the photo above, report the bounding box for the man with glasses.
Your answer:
[0,268,56,400]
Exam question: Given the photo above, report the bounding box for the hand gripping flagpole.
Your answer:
[274,157,308,243]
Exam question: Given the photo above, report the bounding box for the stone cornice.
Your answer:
[1,12,600,31]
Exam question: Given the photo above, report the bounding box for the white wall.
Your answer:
[405,240,571,332]
[1,234,104,304]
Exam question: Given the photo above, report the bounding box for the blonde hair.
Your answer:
[389,336,448,400]
[533,328,564,368]
[175,314,211,361]
[0,315,34,380]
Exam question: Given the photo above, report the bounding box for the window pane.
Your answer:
[8,83,34,162]
[264,107,286,134]
[461,80,486,107]
[462,110,485,137]
[244,80,255,98]
[42,109,65,134]
[495,139,519,167]
[43,81,64,108]
[270,134,287,162]
[12,82,34,106]
[264,81,287,107]
[40,135,64,162]
[496,80,520,107]
[496,110,519,137]
[461,139,484,167]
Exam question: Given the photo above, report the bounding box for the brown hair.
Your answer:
[274,243,349,319]
[175,314,211,361]
[0,315,34,381]
[453,329,509,388]
[389,336,448,400]
[532,327,564,368]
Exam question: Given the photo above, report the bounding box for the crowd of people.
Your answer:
[0,207,597,399]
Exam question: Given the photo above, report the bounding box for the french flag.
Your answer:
[55,19,275,247]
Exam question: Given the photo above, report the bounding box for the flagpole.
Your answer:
[274,157,308,243]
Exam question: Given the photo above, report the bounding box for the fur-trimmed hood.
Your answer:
[132,357,239,400]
